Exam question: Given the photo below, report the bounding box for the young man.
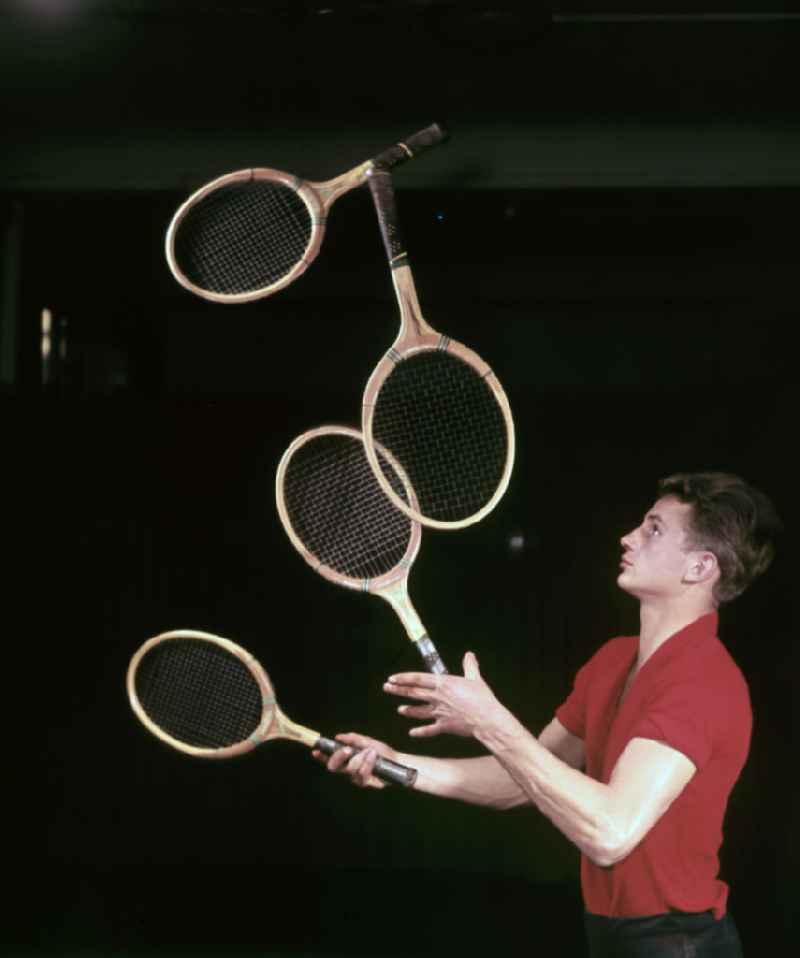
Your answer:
[316,472,782,957]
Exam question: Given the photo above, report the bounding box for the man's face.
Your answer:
[617,495,698,600]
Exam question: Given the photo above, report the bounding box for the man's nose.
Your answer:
[620,529,635,549]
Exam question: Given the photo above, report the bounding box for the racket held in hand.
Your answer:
[275,425,448,674]
[127,629,417,786]
[165,123,447,304]
[362,167,515,530]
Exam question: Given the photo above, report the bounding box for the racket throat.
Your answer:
[316,160,373,206]
[378,581,447,673]
[378,578,426,641]
[391,264,435,341]
[275,715,320,749]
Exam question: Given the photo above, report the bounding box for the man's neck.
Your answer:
[636,596,716,668]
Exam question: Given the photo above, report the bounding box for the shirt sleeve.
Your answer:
[627,681,714,771]
[555,658,592,740]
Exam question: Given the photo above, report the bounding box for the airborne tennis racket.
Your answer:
[275,425,448,674]
[127,629,417,787]
[361,167,515,530]
[165,123,447,304]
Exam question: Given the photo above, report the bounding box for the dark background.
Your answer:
[2,2,796,955]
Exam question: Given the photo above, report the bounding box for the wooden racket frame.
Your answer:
[165,123,447,304]
[361,171,515,530]
[275,425,447,673]
[127,629,418,785]
[127,629,318,758]
[165,164,371,305]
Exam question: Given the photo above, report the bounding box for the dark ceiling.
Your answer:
[3,1,799,193]
[3,1,798,134]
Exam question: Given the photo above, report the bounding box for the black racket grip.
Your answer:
[414,635,449,675]
[372,123,449,171]
[316,737,418,788]
[368,167,405,263]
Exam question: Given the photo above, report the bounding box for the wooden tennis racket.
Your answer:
[165,123,447,304]
[275,425,448,674]
[361,167,515,530]
[127,629,417,787]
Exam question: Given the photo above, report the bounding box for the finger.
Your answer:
[463,651,481,680]
[358,751,388,791]
[385,671,440,690]
[397,704,435,719]
[327,745,354,772]
[336,732,384,751]
[349,747,380,788]
[384,681,439,701]
[408,721,444,739]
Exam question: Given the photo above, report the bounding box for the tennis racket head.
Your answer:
[363,167,515,529]
[362,339,515,529]
[127,629,288,759]
[165,123,448,305]
[275,425,421,593]
[165,168,324,304]
[128,629,420,785]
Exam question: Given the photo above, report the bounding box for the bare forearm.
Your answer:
[395,751,528,810]
[393,721,582,810]
[475,707,619,864]
[382,658,694,865]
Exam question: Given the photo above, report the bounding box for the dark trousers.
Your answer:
[584,910,743,958]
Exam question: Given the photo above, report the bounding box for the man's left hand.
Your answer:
[384,651,504,739]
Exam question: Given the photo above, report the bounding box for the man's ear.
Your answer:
[684,550,719,585]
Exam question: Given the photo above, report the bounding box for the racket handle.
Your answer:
[316,737,418,788]
[372,123,449,171]
[414,635,449,675]
[368,167,405,263]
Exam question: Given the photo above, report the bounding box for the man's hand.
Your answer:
[312,732,397,790]
[384,651,505,739]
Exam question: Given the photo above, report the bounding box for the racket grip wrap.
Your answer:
[368,169,405,262]
[316,737,418,788]
[414,636,449,675]
[373,123,448,170]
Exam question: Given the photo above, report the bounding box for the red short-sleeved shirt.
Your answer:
[555,612,751,919]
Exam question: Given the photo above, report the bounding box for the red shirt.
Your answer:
[555,612,751,918]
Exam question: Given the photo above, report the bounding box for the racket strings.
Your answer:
[372,351,509,524]
[134,640,265,749]
[283,433,413,581]
[173,181,313,295]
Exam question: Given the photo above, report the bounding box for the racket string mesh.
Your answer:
[373,350,509,523]
[135,640,264,749]
[284,433,413,581]
[174,181,313,295]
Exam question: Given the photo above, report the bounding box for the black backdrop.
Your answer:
[4,181,794,956]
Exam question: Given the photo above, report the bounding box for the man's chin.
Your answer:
[616,571,637,595]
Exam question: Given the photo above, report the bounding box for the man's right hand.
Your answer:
[312,732,399,790]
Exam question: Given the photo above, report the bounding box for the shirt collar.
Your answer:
[644,610,719,672]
